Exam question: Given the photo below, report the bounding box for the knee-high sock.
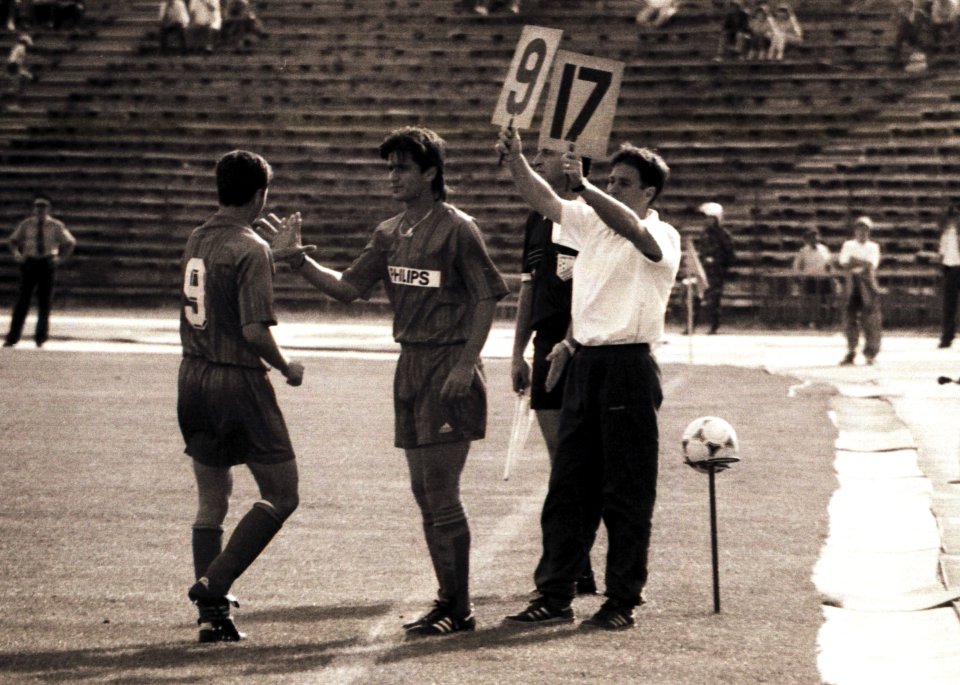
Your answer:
[192,526,224,581]
[431,504,471,617]
[202,502,283,596]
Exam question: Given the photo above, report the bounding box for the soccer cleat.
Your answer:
[405,608,476,638]
[188,579,245,643]
[504,597,574,625]
[402,601,448,631]
[580,602,636,631]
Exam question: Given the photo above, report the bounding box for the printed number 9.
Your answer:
[184,257,207,329]
[506,38,547,116]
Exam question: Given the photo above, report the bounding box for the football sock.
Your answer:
[431,504,471,617]
[191,526,224,581]
[202,501,283,597]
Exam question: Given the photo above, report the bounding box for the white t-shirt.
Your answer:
[556,200,680,346]
[939,226,960,267]
[838,238,880,272]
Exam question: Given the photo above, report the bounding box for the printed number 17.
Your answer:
[549,64,612,143]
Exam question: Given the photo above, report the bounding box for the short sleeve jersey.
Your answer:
[179,217,277,369]
[521,211,577,332]
[555,201,681,346]
[342,203,509,345]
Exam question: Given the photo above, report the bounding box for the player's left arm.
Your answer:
[241,322,303,386]
[56,224,77,263]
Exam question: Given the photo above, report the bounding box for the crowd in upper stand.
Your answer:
[158,0,267,55]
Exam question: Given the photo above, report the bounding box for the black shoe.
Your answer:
[839,353,855,366]
[939,340,952,349]
[580,602,636,631]
[402,601,448,631]
[504,596,574,625]
[188,579,245,643]
[404,607,476,637]
[2,341,14,348]
[576,573,598,596]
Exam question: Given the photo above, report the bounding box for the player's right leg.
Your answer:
[4,261,39,346]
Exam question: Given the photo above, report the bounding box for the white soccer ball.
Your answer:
[682,416,740,472]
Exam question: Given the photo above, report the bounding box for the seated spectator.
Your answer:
[221,0,268,49]
[891,0,927,66]
[188,0,221,53]
[635,0,680,27]
[472,0,520,15]
[792,228,834,328]
[716,0,751,60]
[2,0,21,32]
[766,1,802,60]
[746,3,773,60]
[929,0,959,48]
[159,0,189,55]
[5,32,33,109]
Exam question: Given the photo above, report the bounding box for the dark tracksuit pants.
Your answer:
[534,343,663,609]
[5,257,56,345]
[941,266,960,346]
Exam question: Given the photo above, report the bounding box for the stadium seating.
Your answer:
[0,0,951,324]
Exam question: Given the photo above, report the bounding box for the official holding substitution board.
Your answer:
[497,129,680,631]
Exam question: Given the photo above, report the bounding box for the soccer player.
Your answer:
[178,150,307,643]
[264,126,508,637]
[496,129,681,630]
[510,145,598,596]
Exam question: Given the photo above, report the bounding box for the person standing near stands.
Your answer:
[792,227,833,328]
[838,215,882,365]
[695,201,735,334]
[179,150,307,643]
[937,204,960,348]
[4,195,76,348]
[497,129,681,630]
[264,126,508,637]
[510,146,598,596]
[159,0,190,55]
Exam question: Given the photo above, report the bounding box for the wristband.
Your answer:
[569,181,585,193]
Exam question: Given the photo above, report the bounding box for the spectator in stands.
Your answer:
[838,216,882,366]
[746,3,773,60]
[159,0,189,55]
[3,195,77,348]
[929,0,959,48]
[716,0,751,60]
[5,32,32,109]
[472,0,520,16]
[221,0,268,50]
[188,0,221,53]
[792,228,833,328]
[635,0,681,28]
[2,0,20,32]
[694,202,735,334]
[890,0,927,67]
[936,204,960,348]
[766,1,802,60]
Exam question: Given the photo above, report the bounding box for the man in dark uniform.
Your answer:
[4,195,76,348]
[694,202,735,334]
[178,150,307,643]
[511,146,597,596]
[264,127,508,637]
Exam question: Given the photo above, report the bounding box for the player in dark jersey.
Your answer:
[510,147,599,596]
[262,126,508,637]
[178,150,308,643]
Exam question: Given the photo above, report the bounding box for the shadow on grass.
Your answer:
[240,602,391,624]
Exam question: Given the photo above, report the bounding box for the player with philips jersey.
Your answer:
[497,129,681,631]
[263,127,508,638]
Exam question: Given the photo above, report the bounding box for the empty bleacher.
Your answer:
[0,0,954,324]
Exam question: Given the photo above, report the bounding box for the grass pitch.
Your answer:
[0,350,835,684]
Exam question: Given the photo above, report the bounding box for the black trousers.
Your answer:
[534,343,662,608]
[6,257,56,345]
[942,266,960,345]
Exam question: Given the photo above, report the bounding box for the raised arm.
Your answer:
[495,129,564,224]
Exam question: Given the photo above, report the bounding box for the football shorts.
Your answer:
[394,343,486,449]
[177,356,295,467]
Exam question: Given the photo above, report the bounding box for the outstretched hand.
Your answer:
[254,212,317,263]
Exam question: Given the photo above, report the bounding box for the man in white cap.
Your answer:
[837,215,882,365]
[694,201,735,334]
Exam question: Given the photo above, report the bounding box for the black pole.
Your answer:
[708,464,721,613]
